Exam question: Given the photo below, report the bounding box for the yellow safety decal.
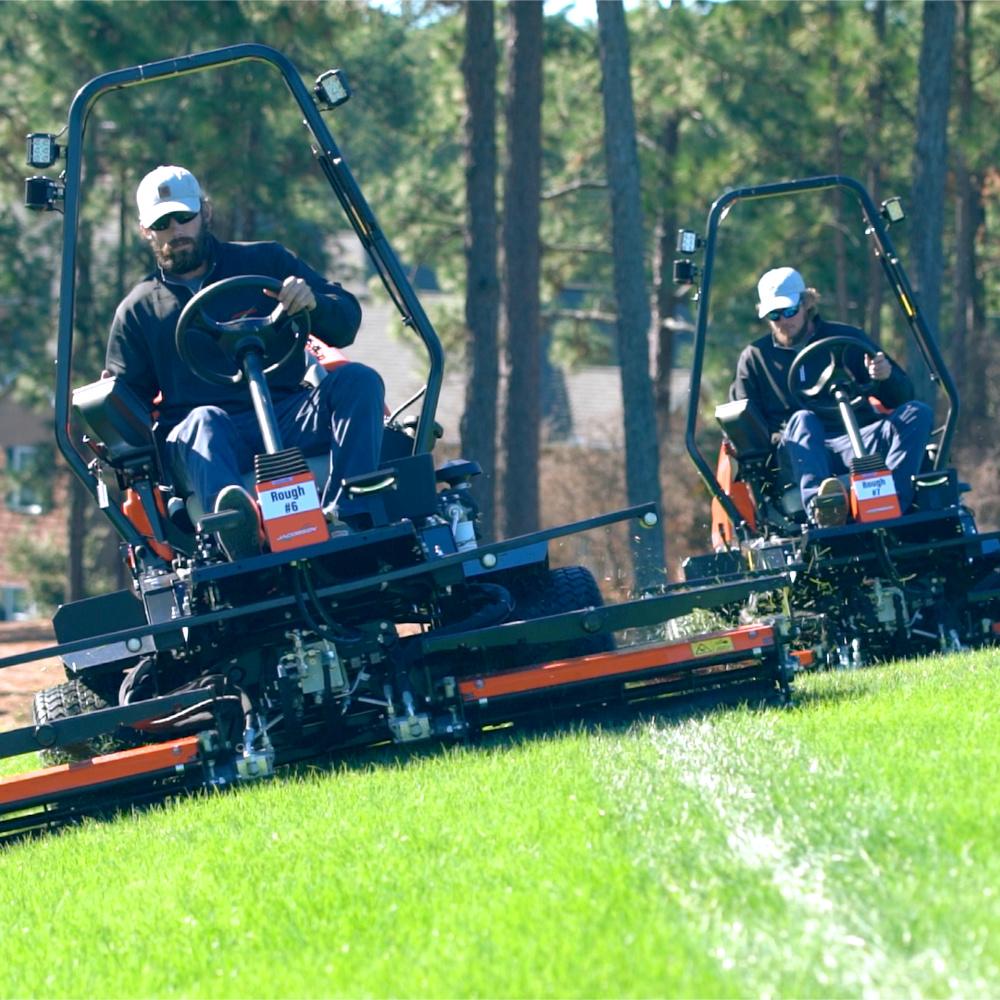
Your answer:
[690,636,735,657]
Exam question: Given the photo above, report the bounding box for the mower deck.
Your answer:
[0,621,790,843]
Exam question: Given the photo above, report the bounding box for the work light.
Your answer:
[26,133,61,168]
[314,70,351,110]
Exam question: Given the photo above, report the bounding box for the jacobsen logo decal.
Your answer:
[277,525,322,543]
[690,636,735,656]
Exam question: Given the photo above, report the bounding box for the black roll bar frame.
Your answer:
[683,175,959,538]
[51,44,445,547]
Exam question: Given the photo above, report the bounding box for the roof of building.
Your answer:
[347,297,690,451]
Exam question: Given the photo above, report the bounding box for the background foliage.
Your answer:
[0,0,997,604]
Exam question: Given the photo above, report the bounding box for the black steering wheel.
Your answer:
[787,334,881,418]
[175,274,311,386]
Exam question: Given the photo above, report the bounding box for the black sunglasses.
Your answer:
[148,210,199,232]
[765,302,801,322]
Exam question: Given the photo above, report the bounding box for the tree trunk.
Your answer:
[500,0,544,538]
[826,3,850,318]
[908,0,956,405]
[460,0,500,540]
[597,0,665,590]
[651,113,680,443]
[864,0,887,343]
[951,0,988,435]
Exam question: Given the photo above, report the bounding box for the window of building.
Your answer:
[0,584,35,621]
[4,444,51,515]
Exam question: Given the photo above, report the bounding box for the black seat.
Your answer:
[72,378,157,468]
[714,398,804,529]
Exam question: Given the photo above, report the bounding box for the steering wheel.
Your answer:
[787,334,881,418]
[175,275,311,386]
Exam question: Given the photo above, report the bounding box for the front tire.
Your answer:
[31,680,134,766]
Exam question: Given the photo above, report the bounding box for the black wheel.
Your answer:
[31,680,135,766]
[506,565,615,664]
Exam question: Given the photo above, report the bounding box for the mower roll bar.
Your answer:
[684,175,960,540]
[51,44,445,549]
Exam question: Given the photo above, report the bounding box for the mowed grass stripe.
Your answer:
[588,653,1000,998]
[0,653,997,998]
[1,734,733,998]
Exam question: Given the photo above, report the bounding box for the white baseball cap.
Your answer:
[136,165,202,228]
[756,267,805,318]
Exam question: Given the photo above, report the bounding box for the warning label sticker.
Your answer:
[691,636,735,657]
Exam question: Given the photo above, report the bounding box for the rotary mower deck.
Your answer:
[0,46,794,843]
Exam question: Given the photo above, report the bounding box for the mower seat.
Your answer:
[72,378,157,469]
[75,358,442,547]
[714,398,771,460]
[714,398,804,525]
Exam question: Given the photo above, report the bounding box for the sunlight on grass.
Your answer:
[0,651,997,998]
[593,653,1000,997]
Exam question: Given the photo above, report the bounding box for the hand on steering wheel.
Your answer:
[787,334,882,418]
[175,274,312,386]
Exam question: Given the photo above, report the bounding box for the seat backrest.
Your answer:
[714,398,804,532]
[715,398,771,459]
[72,377,156,467]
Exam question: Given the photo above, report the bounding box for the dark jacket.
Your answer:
[106,235,362,430]
[730,315,915,437]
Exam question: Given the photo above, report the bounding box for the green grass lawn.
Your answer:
[1,651,997,998]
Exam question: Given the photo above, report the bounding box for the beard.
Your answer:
[154,223,211,276]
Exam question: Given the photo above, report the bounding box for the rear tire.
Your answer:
[505,565,615,665]
[31,680,134,766]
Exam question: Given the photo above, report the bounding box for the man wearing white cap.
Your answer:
[106,165,383,559]
[730,266,932,527]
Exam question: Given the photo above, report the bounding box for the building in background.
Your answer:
[0,397,64,620]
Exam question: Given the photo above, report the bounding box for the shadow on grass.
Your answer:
[284,677,791,783]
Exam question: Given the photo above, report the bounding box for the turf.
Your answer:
[0,651,997,998]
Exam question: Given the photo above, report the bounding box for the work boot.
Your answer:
[810,477,849,528]
[213,485,264,561]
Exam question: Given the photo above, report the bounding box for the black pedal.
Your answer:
[196,509,244,534]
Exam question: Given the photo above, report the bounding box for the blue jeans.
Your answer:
[165,362,385,517]
[779,401,933,513]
